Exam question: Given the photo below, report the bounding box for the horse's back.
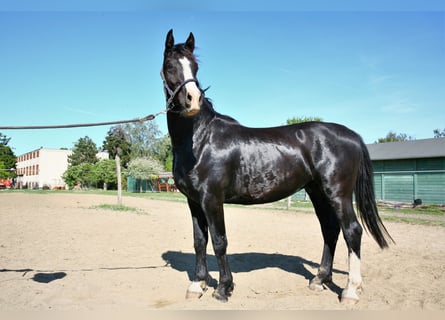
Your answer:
[202,120,347,202]
[217,120,364,204]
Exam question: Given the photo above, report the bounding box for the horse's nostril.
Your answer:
[187,93,192,102]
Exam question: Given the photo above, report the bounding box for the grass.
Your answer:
[125,190,187,202]
[378,214,445,227]
[90,203,136,212]
[88,203,147,215]
[4,188,444,225]
[380,204,445,216]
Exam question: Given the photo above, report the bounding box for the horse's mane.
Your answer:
[204,97,239,124]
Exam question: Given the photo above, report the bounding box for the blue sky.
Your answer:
[1,3,444,156]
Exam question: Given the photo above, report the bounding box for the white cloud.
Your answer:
[380,100,416,114]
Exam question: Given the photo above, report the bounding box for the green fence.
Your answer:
[372,158,445,204]
[127,177,157,193]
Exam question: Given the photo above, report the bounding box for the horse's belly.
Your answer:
[225,169,309,205]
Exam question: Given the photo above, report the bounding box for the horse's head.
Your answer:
[162,29,203,116]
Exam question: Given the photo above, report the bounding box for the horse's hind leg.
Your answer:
[186,199,211,299]
[333,197,363,304]
[307,186,341,291]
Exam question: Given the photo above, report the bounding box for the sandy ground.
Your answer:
[0,192,444,310]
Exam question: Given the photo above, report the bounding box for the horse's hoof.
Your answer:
[340,287,360,305]
[308,282,325,292]
[186,290,203,299]
[340,296,359,305]
[212,290,229,302]
[309,276,329,292]
[212,283,234,302]
[185,281,206,299]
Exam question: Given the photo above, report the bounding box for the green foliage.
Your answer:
[376,131,414,143]
[152,134,173,171]
[102,125,131,168]
[63,162,94,188]
[103,123,173,171]
[0,132,11,146]
[63,159,119,190]
[68,136,98,166]
[433,128,445,138]
[125,157,164,180]
[0,133,17,179]
[123,122,161,159]
[91,159,117,190]
[286,116,323,125]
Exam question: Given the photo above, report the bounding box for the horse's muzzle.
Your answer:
[184,84,203,116]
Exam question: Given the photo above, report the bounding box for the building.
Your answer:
[16,148,110,189]
[16,148,72,189]
[367,138,445,205]
[292,138,445,205]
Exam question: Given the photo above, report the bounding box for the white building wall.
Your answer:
[38,149,72,188]
[16,148,72,189]
[16,148,109,189]
[96,151,109,160]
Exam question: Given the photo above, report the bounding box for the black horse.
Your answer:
[161,29,393,304]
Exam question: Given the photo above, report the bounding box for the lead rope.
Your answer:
[0,112,167,130]
[0,73,209,130]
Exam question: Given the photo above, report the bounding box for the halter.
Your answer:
[160,70,210,113]
[160,70,199,112]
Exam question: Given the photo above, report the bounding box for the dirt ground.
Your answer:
[0,192,444,310]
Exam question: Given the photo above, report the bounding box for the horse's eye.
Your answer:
[164,63,174,71]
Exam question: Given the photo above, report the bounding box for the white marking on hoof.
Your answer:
[340,295,359,305]
[340,251,362,304]
[340,289,359,306]
[348,252,362,287]
[185,281,206,299]
[308,282,325,292]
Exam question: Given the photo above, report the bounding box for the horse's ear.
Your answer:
[165,29,174,51]
[185,32,195,52]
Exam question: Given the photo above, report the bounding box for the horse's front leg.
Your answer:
[201,196,234,302]
[186,199,211,299]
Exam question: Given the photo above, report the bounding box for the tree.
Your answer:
[123,122,161,159]
[375,131,414,143]
[126,157,163,193]
[68,136,98,166]
[152,134,173,171]
[0,133,16,179]
[102,125,131,168]
[433,128,445,138]
[286,116,323,125]
[106,122,172,171]
[126,157,164,180]
[91,159,117,190]
[62,163,94,189]
[0,132,11,146]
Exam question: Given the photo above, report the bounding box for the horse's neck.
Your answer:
[167,100,215,150]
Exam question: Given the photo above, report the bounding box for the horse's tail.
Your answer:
[355,140,394,249]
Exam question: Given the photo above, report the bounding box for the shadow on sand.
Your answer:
[162,250,345,296]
